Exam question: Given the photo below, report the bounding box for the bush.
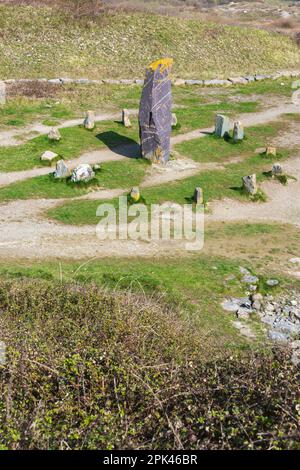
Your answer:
[0,279,299,450]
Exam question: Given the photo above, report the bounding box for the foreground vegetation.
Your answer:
[0,279,299,450]
[0,5,299,79]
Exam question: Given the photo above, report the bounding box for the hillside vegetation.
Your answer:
[0,4,300,79]
[0,279,299,450]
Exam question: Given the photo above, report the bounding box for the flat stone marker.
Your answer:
[83,110,95,130]
[122,109,132,128]
[139,58,173,164]
[215,114,230,138]
[233,121,244,142]
[40,150,58,162]
[242,174,257,195]
[0,81,6,105]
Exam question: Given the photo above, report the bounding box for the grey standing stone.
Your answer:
[54,160,69,178]
[83,110,95,130]
[233,121,244,142]
[139,58,173,164]
[215,114,230,138]
[193,187,203,204]
[122,109,132,128]
[242,174,257,195]
[0,81,6,105]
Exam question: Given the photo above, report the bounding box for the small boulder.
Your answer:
[171,113,178,128]
[173,78,186,86]
[83,110,95,130]
[53,160,69,178]
[48,128,61,141]
[193,187,203,204]
[40,150,58,162]
[272,163,282,176]
[71,164,95,183]
[122,109,132,128]
[266,147,276,156]
[0,81,6,105]
[242,174,257,195]
[233,121,244,142]
[215,114,230,138]
[130,187,140,202]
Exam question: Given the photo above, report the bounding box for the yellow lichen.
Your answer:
[148,58,174,72]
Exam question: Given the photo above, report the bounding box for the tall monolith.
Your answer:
[139,58,173,164]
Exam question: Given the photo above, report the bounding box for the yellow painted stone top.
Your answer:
[148,58,174,72]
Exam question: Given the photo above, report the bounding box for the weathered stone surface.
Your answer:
[171,113,178,128]
[71,164,95,183]
[139,58,173,164]
[83,110,95,130]
[266,146,276,156]
[130,187,140,202]
[0,341,6,366]
[122,109,132,128]
[0,81,6,105]
[266,279,279,287]
[193,187,203,204]
[185,79,203,85]
[272,163,282,175]
[48,128,61,141]
[242,174,257,195]
[215,114,230,138]
[233,121,244,142]
[228,77,248,85]
[40,150,58,162]
[54,159,69,178]
[203,79,231,86]
[134,79,144,85]
[243,75,255,82]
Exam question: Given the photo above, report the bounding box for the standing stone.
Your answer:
[122,109,132,128]
[48,128,61,141]
[139,58,173,164]
[242,174,257,195]
[215,114,230,138]
[0,81,6,105]
[233,121,244,142]
[171,113,178,128]
[193,187,203,204]
[272,163,283,176]
[83,110,95,130]
[54,160,69,178]
[0,341,6,366]
[130,187,140,202]
[71,164,95,183]
[266,147,276,156]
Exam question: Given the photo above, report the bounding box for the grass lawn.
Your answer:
[0,121,139,172]
[0,159,148,201]
[174,123,282,162]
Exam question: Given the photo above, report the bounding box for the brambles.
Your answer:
[0,279,299,450]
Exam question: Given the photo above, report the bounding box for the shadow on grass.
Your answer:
[96,131,141,158]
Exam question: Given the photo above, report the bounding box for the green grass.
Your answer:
[0,159,148,201]
[0,121,139,172]
[175,124,281,162]
[0,5,299,80]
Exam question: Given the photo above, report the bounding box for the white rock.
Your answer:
[71,164,95,183]
[40,150,58,162]
[48,128,61,141]
[83,110,95,130]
